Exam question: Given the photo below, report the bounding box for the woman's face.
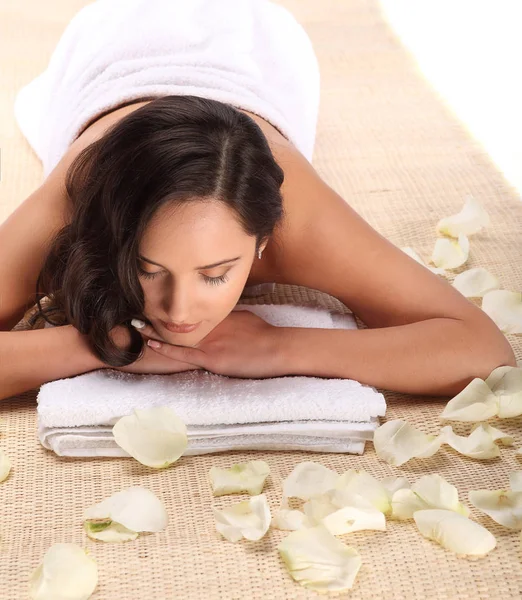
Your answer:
[137,200,266,347]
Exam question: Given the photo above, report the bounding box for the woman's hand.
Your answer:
[109,322,203,375]
[143,309,291,379]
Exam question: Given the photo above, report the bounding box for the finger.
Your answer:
[131,319,163,341]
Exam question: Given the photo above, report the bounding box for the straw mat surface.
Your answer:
[1,0,521,598]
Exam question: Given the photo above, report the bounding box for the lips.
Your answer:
[160,321,201,334]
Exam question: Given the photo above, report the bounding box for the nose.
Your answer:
[161,284,194,323]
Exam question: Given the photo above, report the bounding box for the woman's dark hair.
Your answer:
[32,95,285,367]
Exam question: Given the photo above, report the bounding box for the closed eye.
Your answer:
[137,266,229,286]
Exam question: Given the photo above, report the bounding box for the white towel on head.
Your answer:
[37,303,386,457]
[13,0,321,177]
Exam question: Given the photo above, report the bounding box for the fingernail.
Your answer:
[147,339,162,349]
[131,319,146,329]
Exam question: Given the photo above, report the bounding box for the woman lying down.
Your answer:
[1,0,515,401]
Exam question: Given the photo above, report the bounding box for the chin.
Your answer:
[161,323,210,347]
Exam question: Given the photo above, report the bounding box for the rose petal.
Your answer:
[334,470,393,514]
[301,494,338,528]
[112,406,187,468]
[436,195,490,238]
[441,378,499,422]
[303,490,386,535]
[441,423,512,460]
[452,267,500,297]
[431,233,470,269]
[390,489,428,520]
[391,474,469,520]
[481,290,522,334]
[468,489,522,530]
[83,486,168,536]
[208,460,270,496]
[509,471,522,493]
[84,520,138,543]
[479,423,514,446]
[272,507,307,531]
[380,476,411,497]
[29,543,98,600]
[213,493,271,542]
[401,247,447,276]
[373,420,444,466]
[413,509,496,556]
[0,447,11,482]
[277,524,362,592]
[282,461,339,501]
[485,366,522,418]
[321,492,386,535]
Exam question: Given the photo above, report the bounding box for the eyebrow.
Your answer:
[138,254,242,270]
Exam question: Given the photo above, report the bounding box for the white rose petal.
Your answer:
[442,366,522,422]
[83,486,168,542]
[436,195,490,238]
[468,489,522,530]
[441,378,499,422]
[213,493,271,542]
[301,493,338,528]
[277,524,362,592]
[380,476,411,497]
[482,290,522,334]
[334,470,393,514]
[485,366,522,418]
[84,520,138,543]
[303,490,386,535]
[391,474,469,520]
[0,447,11,482]
[282,461,339,501]
[373,420,444,466]
[509,471,522,493]
[390,489,428,520]
[478,423,514,445]
[272,507,307,531]
[431,233,470,269]
[452,267,500,297]
[208,460,270,496]
[401,247,447,276]
[29,543,98,600]
[413,509,496,556]
[442,423,512,460]
[112,406,187,468]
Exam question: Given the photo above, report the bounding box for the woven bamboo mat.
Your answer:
[1,1,522,598]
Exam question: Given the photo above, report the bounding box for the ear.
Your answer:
[259,236,270,253]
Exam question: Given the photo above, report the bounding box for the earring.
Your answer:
[257,249,263,259]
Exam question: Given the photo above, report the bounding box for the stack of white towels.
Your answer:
[37,300,386,457]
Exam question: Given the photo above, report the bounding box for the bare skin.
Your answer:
[0,98,516,383]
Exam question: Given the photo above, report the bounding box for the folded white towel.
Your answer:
[37,303,386,457]
[14,0,321,177]
[42,431,367,458]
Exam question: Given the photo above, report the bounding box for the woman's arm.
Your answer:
[280,319,516,397]
[270,146,516,396]
[0,326,105,402]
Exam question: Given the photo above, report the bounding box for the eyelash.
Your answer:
[137,267,229,286]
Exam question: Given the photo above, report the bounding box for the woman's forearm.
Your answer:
[281,317,516,397]
[0,325,106,401]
